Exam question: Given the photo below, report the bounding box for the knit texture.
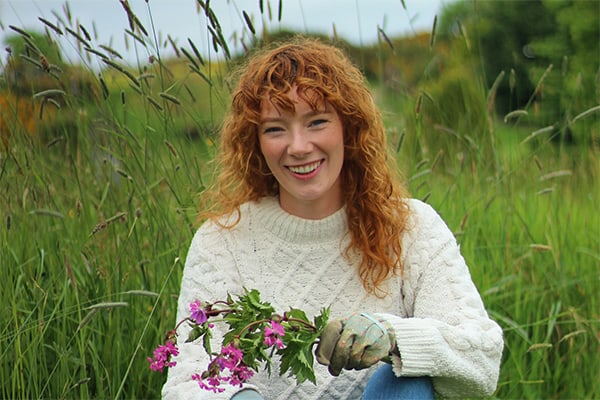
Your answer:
[162,197,503,399]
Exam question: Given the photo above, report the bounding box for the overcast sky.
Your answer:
[0,0,453,64]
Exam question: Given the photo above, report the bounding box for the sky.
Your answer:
[0,0,453,65]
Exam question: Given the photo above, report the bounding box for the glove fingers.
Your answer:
[360,335,391,369]
[329,329,355,376]
[318,314,395,375]
[315,319,343,367]
[347,324,386,370]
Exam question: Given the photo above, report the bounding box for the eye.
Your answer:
[308,119,328,128]
[262,126,284,134]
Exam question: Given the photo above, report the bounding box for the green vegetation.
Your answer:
[1,1,598,398]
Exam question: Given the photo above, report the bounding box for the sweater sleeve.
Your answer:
[161,223,261,400]
[375,200,503,398]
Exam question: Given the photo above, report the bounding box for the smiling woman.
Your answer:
[162,37,503,400]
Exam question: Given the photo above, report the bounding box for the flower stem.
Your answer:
[284,316,318,333]
[235,318,270,339]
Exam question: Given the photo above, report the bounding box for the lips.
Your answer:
[287,160,322,174]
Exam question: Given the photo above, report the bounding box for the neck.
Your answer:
[254,197,348,245]
[278,195,344,220]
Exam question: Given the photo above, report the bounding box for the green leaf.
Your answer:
[314,307,331,332]
[286,308,309,322]
[185,325,203,343]
[202,327,212,355]
[244,288,275,313]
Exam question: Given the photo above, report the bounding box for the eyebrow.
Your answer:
[259,108,333,124]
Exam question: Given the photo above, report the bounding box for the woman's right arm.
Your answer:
[161,224,260,400]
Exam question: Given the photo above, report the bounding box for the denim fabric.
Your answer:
[362,364,435,400]
[231,389,264,400]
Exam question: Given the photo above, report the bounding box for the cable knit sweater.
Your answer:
[162,197,503,399]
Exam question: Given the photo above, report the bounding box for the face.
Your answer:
[258,87,344,219]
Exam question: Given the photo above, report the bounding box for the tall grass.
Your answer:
[1,1,598,399]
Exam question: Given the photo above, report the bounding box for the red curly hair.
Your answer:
[201,37,411,295]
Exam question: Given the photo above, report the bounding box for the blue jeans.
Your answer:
[362,364,435,399]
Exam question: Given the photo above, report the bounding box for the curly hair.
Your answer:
[200,36,411,295]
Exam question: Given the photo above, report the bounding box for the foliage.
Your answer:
[527,0,600,143]
[437,0,599,144]
[2,31,67,94]
[0,91,39,146]
[1,32,104,147]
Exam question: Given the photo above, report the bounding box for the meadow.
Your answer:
[1,2,598,399]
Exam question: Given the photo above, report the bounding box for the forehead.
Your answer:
[260,86,327,117]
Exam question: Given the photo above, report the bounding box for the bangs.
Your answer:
[259,52,330,114]
[235,43,345,122]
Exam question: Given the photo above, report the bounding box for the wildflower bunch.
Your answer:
[147,338,179,372]
[191,344,255,393]
[149,289,330,392]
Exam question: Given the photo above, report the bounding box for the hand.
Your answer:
[315,313,395,376]
[230,389,264,400]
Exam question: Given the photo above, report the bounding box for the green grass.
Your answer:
[399,119,599,398]
[1,2,599,399]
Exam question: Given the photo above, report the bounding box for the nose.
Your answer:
[287,126,312,156]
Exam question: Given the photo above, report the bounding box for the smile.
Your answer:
[288,160,322,174]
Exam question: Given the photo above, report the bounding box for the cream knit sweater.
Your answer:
[162,197,503,399]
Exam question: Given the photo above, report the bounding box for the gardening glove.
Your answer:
[315,313,395,376]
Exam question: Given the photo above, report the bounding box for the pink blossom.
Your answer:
[191,344,254,392]
[264,321,286,349]
[265,321,285,337]
[218,344,244,370]
[192,373,225,393]
[264,335,285,349]
[147,341,179,372]
[189,300,208,324]
[228,364,255,386]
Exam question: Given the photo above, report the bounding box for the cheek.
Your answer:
[331,128,345,159]
[258,135,269,156]
[258,138,280,166]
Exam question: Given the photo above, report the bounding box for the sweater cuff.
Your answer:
[374,313,440,377]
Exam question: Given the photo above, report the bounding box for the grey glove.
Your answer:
[315,313,396,376]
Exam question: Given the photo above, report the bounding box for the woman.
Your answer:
[162,37,503,399]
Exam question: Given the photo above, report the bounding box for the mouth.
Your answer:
[287,160,323,175]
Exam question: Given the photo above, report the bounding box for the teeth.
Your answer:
[289,161,321,174]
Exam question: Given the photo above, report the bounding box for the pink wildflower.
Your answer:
[192,344,254,392]
[228,364,255,386]
[148,341,179,372]
[264,321,285,349]
[192,373,226,393]
[218,344,244,370]
[189,300,208,324]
